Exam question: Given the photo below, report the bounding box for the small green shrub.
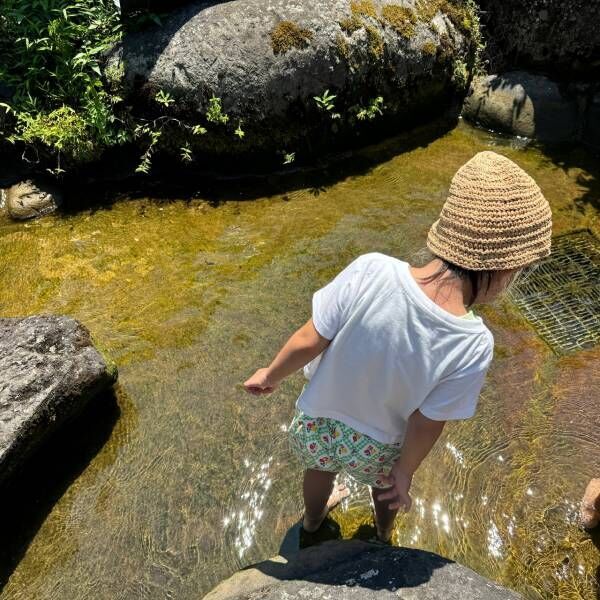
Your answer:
[206,96,229,125]
[356,96,384,120]
[0,0,124,169]
[16,107,95,164]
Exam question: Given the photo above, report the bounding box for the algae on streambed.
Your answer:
[0,121,599,599]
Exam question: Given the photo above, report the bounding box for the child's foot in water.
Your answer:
[302,483,350,532]
[375,525,394,544]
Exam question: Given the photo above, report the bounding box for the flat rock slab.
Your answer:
[0,316,117,486]
[205,540,522,599]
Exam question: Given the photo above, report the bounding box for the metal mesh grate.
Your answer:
[509,230,600,354]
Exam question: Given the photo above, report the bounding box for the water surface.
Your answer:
[1,121,599,599]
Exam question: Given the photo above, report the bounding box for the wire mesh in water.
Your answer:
[509,229,600,354]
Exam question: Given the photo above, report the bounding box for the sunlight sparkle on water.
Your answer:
[487,522,504,559]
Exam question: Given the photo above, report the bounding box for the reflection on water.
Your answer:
[0,121,599,599]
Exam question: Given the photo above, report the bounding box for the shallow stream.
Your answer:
[1,121,599,599]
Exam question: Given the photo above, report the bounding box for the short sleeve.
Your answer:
[419,335,494,421]
[311,254,372,340]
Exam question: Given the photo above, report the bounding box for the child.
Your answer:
[244,151,552,542]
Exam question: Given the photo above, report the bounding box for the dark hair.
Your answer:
[418,259,494,308]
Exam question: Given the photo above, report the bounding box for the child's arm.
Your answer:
[243,319,330,395]
[378,410,445,511]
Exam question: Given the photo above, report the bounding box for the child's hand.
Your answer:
[378,468,413,512]
[243,368,279,396]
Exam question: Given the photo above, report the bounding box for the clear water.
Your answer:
[1,121,599,599]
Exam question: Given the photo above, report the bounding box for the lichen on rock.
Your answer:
[270,20,313,55]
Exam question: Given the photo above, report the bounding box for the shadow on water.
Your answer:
[0,388,121,593]
[59,115,459,215]
[538,145,600,212]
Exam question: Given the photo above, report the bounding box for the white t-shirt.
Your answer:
[297,253,494,444]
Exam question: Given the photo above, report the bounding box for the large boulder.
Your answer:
[205,540,522,599]
[114,0,476,160]
[4,179,62,220]
[462,72,580,143]
[477,0,600,76]
[0,316,117,486]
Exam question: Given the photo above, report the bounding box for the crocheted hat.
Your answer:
[427,151,552,270]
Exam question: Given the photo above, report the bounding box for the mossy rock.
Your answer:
[380,5,418,39]
[271,21,314,55]
[113,0,473,159]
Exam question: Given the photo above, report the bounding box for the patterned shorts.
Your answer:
[288,409,403,489]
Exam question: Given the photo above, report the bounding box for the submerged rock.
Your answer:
[462,72,579,142]
[205,539,522,599]
[5,179,62,220]
[581,478,600,529]
[0,316,117,486]
[114,0,475,159]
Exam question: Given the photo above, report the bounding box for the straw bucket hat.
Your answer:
[427,151,552,271]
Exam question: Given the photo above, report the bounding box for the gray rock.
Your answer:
[5,179,62,220]
[0,316,117,486]
[462,72,579,142]
[477,0,600,76]
[205,540,522,599]
[115,0,472,156]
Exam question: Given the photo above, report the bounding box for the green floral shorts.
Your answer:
[288,409,403,489]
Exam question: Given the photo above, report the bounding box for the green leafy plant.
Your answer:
[192,125,207,136]
[154,90,175,108]
[282,151,295,165]
[180,141,192,163]
[234,120,245,139]
[206,96,229,124]
[134,125,161,174]
[356,96,384,120]
[0,0,124,169]
[314,90,337,112]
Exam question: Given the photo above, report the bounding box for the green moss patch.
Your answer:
[421,41,437,55]
[335,34,351,60]
[416,0,473,34]
[365,24,385,59]
[339,15,364,35]
[381,5,418,38]
[351,0,378,18]
[270,21,314,55]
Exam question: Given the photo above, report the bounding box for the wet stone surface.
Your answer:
[205,540,522,599]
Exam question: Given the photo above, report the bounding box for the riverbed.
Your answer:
[1,120,599,599]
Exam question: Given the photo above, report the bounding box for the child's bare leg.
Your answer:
[302,469,349,532]
[371,486,398,542]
